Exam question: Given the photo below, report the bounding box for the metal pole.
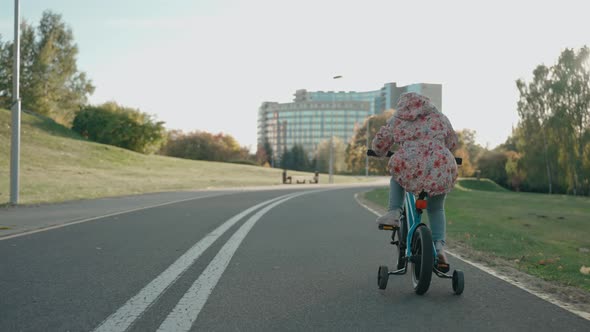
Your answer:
[329,95,334,184]
[329,75,342,184]
[10,0,21,205]
[365,116,370,177]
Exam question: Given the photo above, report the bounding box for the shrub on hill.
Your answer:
[72,102,166,154]
[159,130,250,162]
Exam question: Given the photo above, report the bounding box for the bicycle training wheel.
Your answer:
[410,225,434,295]
[378,265,389,289]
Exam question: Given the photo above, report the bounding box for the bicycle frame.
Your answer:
[404,192,421,257]
[403,192,440,260]
[389,192,439,275]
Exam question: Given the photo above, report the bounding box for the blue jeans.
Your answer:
[388,177,446,244]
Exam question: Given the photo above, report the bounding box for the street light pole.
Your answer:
[365,115,371,177]
[329,75,342,184]
[329,98,334,184]
[10,0,21,205]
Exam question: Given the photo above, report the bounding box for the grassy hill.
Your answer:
[364,178,590,292]
[455,177,509,192]
[0,109,367,204]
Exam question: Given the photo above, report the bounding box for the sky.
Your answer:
[1,0,589,151]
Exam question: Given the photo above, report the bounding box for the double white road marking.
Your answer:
[94,190,318,332]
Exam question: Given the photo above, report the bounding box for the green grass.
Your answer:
[455,177,509,192]
[0,109,369,204]
[364,179,590,292]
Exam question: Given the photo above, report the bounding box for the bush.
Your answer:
[159,130,249,162]
[477,150,509,188]
[72,102,166,153]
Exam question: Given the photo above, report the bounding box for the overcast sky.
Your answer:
[1,0,589,151]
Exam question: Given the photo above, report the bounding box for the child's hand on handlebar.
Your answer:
[367,149,394,157]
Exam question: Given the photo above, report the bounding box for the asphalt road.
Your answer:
[1,187,589,331]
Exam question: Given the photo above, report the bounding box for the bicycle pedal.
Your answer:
[379,224,397,231]
[435,263,450,273]
[390,241,399,245]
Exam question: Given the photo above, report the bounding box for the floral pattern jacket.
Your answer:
[372,92,459,196]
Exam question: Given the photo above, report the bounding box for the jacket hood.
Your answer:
[394,92,438,121]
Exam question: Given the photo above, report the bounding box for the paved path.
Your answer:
[1,186,588,331]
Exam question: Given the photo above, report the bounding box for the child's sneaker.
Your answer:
[376,209,401,229]
[435,240,450,273]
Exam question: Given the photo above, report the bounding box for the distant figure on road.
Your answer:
[371,92,458,269]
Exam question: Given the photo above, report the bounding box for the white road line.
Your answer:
[353,193,383,217]
[445,250,590,321]
[157,190,314,332]
[0,193,230,241]
[93,193,296,332]
[353,192,590,322]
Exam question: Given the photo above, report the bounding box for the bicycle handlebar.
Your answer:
[366,149,463,165]
[366,149,394,157]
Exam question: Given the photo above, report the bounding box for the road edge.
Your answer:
[353,191,590,322]
[0,192,229,241]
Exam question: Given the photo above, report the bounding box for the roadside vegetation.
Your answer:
[0,109,367,205]
[364,180,590,292]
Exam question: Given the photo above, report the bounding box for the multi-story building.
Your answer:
[257,82,441,162]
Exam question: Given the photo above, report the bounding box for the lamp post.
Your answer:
[10,0,21,205]
[329,75,342,184]
[365,115,374,177]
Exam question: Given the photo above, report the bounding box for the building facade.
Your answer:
[257,82,441,161]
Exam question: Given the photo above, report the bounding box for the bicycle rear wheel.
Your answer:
[411,225,434,295]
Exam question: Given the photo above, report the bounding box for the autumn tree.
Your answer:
[0,11,94,125]
[345,110,393,175]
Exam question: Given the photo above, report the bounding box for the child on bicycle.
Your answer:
[371,92,458,270]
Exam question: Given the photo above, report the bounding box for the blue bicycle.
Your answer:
[367,150,465,295]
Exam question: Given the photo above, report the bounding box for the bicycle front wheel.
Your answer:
[410,225,434,295]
